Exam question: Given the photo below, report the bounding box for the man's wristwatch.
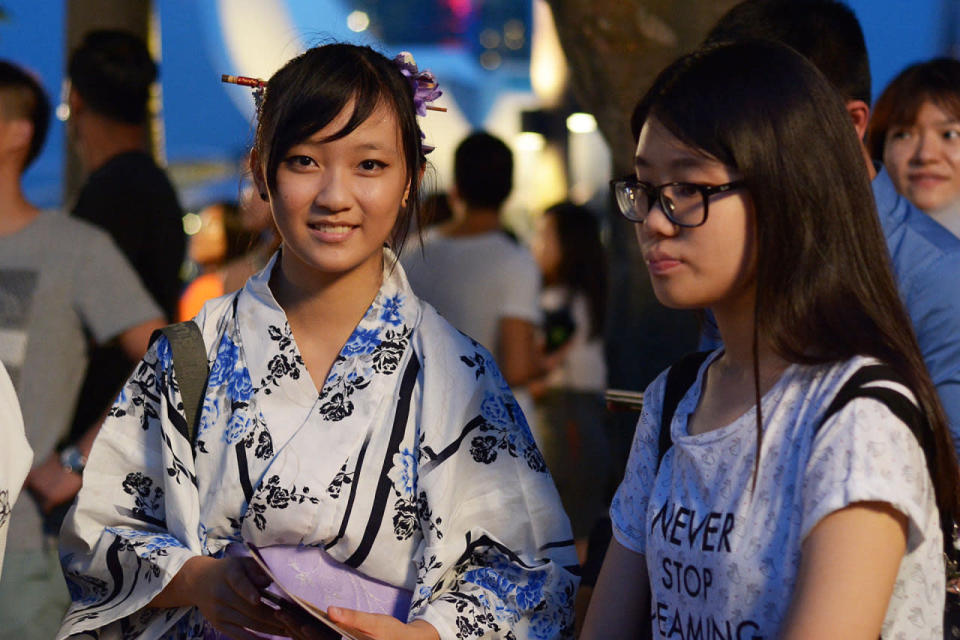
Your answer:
[60,446,87,474]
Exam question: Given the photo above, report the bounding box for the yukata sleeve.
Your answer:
[57,336,205,640]
[409,346,579,640]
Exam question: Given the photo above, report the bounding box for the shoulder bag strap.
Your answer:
[149,321,209,451]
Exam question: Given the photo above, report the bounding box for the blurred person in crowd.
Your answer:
[868,58,960,238]
[699,0,960,455]
[63,29,187,491]
[529,201,610,559]
[583,39,956,640]
[402,132,543,424]
[420,191,453,229]
[0,59,163,640]
[0,360,31,580]
[177,197,266,321]
[57,43,576,640]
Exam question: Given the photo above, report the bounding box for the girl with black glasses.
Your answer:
[583,40,958,639]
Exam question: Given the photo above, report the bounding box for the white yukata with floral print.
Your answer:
[57,251,578,640]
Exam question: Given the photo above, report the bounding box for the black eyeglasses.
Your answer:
[610,177,746,227]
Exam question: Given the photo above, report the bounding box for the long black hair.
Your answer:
[543,202,607,338]
[252,43,426,258]
[632,40,959,522]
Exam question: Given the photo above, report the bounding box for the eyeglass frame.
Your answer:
[610,177,746,228]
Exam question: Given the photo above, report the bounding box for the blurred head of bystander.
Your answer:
[868,58,960,235]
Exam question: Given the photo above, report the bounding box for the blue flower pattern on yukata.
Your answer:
[437,551,572,639]
[380,293,404,326]
[201,331,258,445]
[388,448,418,499]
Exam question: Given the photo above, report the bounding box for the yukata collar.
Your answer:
[235,248,422,410]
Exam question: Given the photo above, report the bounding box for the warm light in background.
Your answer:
[347,10,370,32]
[480,50,502,70]
[515,131,546,152]
[566,112,597,134]
[530,0,567,107]
[182,212,202,235]
[504,19,525,50]
[479,28,500,49]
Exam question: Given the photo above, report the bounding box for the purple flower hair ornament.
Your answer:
[393,51,445,154]
[393,51,444,116]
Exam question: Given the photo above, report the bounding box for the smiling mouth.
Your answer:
[308,223,355,234]
[908,174,948,185]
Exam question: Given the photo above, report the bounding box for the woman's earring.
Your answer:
[260,191,268,202]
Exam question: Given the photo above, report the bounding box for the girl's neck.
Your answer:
[711,290,790,382]
[270,249,384,336]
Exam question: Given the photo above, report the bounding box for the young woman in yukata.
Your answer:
[57,43,577,640]
[581,41,959,639]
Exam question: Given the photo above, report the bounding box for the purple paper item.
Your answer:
[205,543,413,639]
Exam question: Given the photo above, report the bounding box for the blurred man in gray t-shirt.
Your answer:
[0,60,164,639]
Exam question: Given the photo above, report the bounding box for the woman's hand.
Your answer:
[150,555,288,640]
[278,606,439,640]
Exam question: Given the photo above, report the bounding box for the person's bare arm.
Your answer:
[780,501,907,640]
[26,317,165,512]
[580,537,652,640]
[497,317,541,387]
[77,316,165,456]
[119,317,166,363]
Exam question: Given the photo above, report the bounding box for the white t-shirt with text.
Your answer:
[611,352,944,639]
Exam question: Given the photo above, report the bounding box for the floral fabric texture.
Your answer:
[57,251,578,640]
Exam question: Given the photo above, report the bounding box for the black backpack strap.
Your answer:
[149,321,209,451]
[816,363,925,440]
[658,351,712,468]
[815,363,936,497]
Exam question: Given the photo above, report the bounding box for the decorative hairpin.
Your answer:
[392,52,446,116]
[221,74,266,111]
[392,52,444,154]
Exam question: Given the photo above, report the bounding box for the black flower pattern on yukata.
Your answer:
[257,324,304,394]
[318,323,411,422]
[0,489,9,531]
[327,462,354,499]
[239,417,274,461]
[122,472,164,522]
[393,499,419,540]
[459,351,487,379]
[109,345,166,429]
[469,424,547,472]
[468,392,548,473]
[244,475,320,531]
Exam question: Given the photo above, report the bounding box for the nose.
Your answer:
[910,130,940,165]
[313,167,351,213]
[638,195,679,239]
